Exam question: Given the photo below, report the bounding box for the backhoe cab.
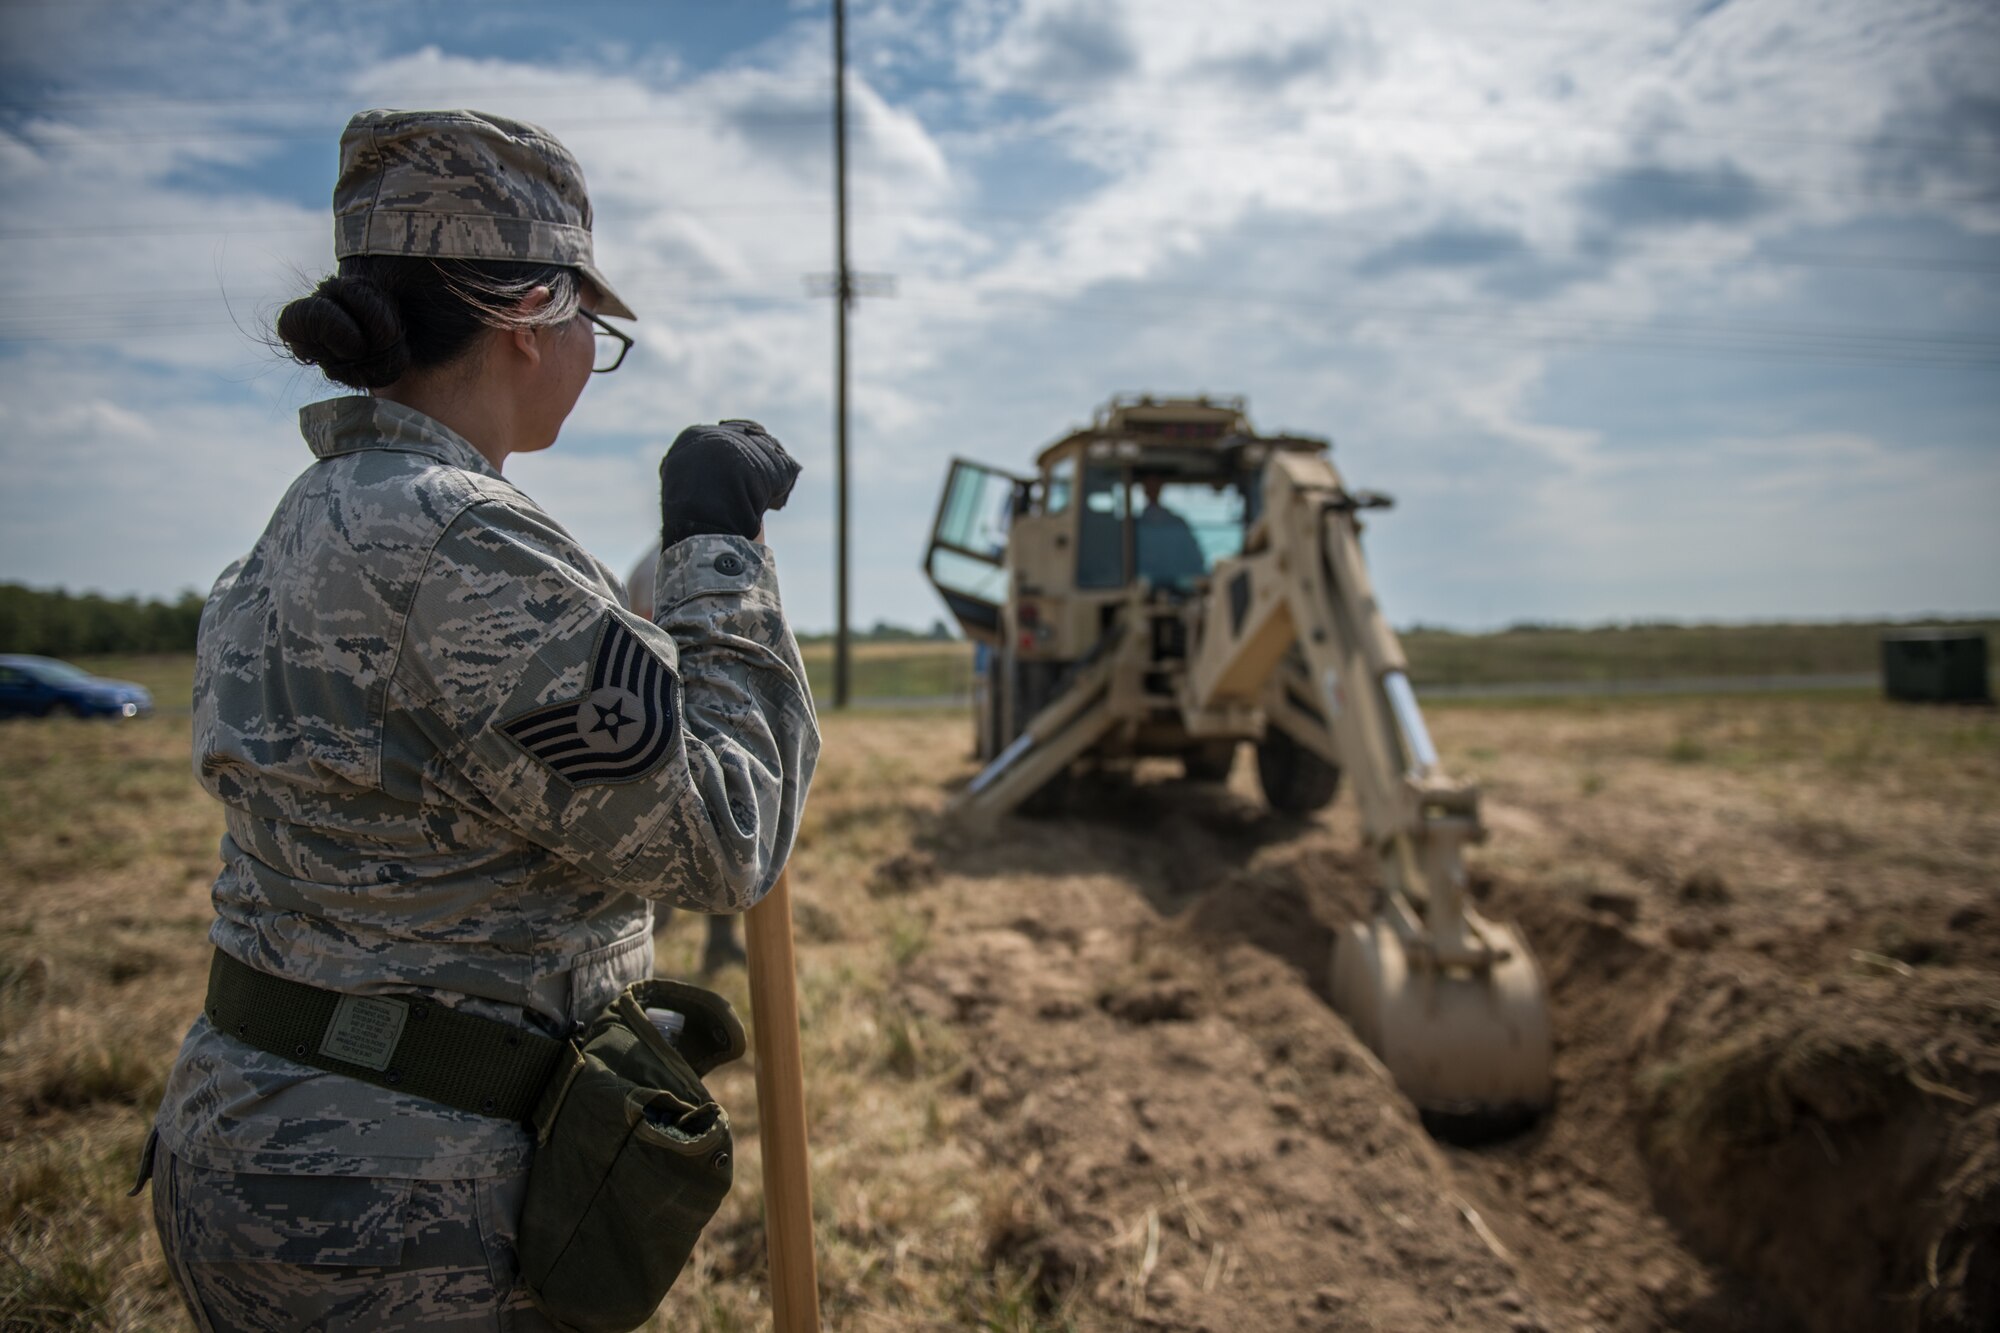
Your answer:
[924,394,1553,1134]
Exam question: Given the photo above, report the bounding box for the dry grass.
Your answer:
[1405,618,1997,686]
[0,711,217,1331]
[2,684,1991,1329]
[1439,692,1999,907]
[0,705,1071,1331]
[1638,1020,1912,1156]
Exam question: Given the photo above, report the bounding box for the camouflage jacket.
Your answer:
[155,395,818,1179]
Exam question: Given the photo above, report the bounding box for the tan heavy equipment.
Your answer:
[923,395,1552,1132]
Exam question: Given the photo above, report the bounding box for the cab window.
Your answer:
[1076,466,1128,589]
[1044,455,1074,516]
[1130,479,1244,592]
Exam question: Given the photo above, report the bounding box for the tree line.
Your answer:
[796,618,957,645]
[0,584,206,657]
[1,585,962,659]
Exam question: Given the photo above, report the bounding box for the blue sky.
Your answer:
[1,0,1995,632]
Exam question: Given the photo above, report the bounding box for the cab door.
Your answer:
[923,458,1028,644]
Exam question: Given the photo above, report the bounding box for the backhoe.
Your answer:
[923,395,1552,1131]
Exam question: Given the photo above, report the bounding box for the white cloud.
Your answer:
[1,0,1995,633]
[0,356,309,598]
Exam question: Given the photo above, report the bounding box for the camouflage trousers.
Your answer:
[149,1143,556,1331]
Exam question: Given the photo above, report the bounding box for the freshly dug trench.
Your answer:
[903,719,2000,1332]
[1185,850,2000,1333]
[1487,875,2000,1333]
[1188,860,1793,1331]
[1636,972,2000,1333]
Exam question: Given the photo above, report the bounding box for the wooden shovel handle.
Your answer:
[744,869,822,1332]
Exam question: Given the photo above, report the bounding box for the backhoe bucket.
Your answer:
[1331,912,1553,1138]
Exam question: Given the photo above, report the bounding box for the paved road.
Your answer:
[1417,671,1882,700]
[820,672,1889,712]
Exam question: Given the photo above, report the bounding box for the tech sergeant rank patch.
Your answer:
[500,618,680,785]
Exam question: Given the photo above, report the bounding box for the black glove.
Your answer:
[658,419,801,549]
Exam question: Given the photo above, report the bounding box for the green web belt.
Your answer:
[204,948,569,1121]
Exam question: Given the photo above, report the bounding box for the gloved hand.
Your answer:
[658,419,801,549]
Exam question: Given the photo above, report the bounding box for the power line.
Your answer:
[0,0,686,10]
[0,83,724,112]
[7,281,1996,370]
[970,124,2000,208]
[8,210,1996,285]
[10,85,1994,162]
[0,107,830,145]
[900,82,2000,162]
[892,292,2000,371]
[8,114,1984,212]
[7,39,1998,161]
[0,204,838,240]
[16,271,1999,353]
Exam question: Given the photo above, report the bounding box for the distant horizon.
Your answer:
[6,575,1994,645]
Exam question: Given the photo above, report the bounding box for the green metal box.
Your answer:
[1880,629,1991,703]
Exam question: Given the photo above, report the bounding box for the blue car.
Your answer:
[0,655,154,719]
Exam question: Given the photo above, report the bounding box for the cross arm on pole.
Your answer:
[804,272,897,302]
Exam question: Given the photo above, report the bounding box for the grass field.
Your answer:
[798,618,1999,700]
[4,688,1995,1330]
[798,639,976,701]
[5,626,1995,1329]
[1400,617,1996,686]
[0,698,1025,1330]
[1,676,1995,1329]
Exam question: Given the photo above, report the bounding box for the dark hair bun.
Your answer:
[275,275,410,389]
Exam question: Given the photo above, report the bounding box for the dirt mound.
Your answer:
[1485,874,2000,1333]
[1636,965,2000,1333]
[906,816,2000,1331]
[906,812,1558,1330]
[1168,842,1374,999]
[1183,861,1793,1332]
[890,698,2000,1331]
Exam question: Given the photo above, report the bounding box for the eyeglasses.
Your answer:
[582,309,633,373]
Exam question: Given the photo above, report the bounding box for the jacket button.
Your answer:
[715,553,744,577]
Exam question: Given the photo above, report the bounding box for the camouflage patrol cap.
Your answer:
[334,108,635,320]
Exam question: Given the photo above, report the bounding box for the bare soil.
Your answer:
[881,696,2000,1332]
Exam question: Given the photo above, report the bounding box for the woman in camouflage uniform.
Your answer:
[138,109,819,1330]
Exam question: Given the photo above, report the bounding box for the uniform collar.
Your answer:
[299,396,505,481]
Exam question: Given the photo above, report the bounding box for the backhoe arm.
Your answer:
[1186,452,1482,953]
[1186,451,1552,1127]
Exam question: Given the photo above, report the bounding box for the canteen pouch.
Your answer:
[517,978,748,1333]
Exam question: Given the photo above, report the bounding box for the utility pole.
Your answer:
[814,0,890,705]
[832,0,852,710]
